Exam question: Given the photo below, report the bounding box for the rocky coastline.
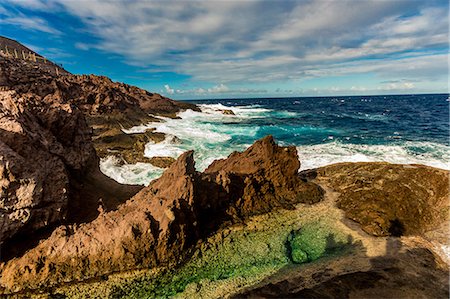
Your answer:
[0,40,448,298]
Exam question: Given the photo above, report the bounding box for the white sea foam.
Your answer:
[297,141,449,171]
[99,156,163,185]
[100,103,449,186]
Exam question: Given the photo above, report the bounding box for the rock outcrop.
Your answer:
[0,89,142,252]
[302,163,450,236]
[204,135,324,217]
[0,89,93,244]
[0,136,324,293]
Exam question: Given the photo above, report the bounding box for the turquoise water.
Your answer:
[100,94,449,185]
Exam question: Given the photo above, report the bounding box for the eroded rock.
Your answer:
[305,163,450,236]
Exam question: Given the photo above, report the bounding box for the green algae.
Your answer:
[109,213,350,299]
[55,204,354,299]
[287,221,351,263]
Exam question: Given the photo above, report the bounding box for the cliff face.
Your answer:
[0,45,196,248]
[0,89,94,243]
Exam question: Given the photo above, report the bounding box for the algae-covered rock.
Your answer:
[288,222,350,263]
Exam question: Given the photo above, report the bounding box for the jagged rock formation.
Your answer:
[302,163,450,236]
[0,136,325,293]
[0,89,93,243]
[0,88,141,249]
[204,136,324,218]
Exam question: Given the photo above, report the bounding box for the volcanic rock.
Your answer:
[205,135,324,217]
[0,89,142,252]
[302,162,450,236]
[220,109,235,115]
[0,89,92,244]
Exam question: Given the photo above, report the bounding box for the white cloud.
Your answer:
[0,16,61,35]
[2,0,447,87]
[208,83,229,93]
[163,83,267,96]
[164,84,174,94]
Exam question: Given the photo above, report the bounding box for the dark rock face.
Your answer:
[0,136,324,292]
[0,89,142,248]
[205,135,324,217]
[0,90,94,243]
[304,163,450,236]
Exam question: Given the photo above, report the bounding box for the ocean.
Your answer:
[100,94,450,185]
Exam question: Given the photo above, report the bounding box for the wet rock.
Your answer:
[93,128,165,164]
[148,156,176,168]
[220,109,235,115]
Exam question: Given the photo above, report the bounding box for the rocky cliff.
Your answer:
[0,47,198,167]
[0,42,197,252]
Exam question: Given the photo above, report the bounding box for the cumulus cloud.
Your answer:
[164,84,174,95]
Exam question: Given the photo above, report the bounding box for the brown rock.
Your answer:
[305,162,449,236]
[205,135,324,217]
[0,136,324,292]
[148,156,176,168]
[0,90,92,243]
[0,49,199,167]
[92,128,165,164]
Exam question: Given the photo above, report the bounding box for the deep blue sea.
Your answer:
[101,94,450,185]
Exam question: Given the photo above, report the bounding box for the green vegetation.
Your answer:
[57,207,355,299]
[109,214,352,299]
[287,221,351,263]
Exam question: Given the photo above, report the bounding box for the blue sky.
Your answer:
[0,0,448,100]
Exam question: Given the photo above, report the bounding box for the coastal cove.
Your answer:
[101,94,450,185]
